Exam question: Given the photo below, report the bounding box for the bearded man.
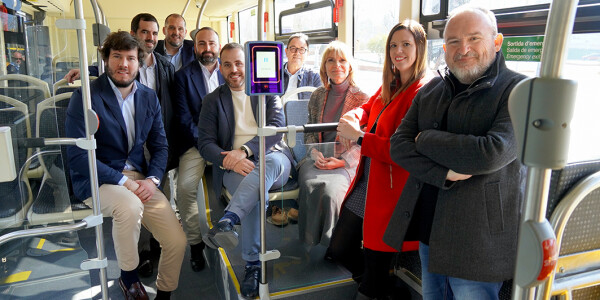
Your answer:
[383,6,527,300]
[171,27,225,272]
[66,31,186,300]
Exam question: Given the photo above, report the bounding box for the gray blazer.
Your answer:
[383,52,527,282]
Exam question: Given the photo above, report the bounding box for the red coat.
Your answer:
[344,78,427,252]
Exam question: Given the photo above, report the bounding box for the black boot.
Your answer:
[190,242,206,272]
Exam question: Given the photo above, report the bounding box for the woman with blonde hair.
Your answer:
[330,19,429,299]
[296,41,369,246]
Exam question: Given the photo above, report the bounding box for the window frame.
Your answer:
[274,0,337,44]
[420,0,600,37]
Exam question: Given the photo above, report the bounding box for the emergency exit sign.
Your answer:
[502,36,545,62]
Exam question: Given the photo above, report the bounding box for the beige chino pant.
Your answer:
[85,170,186,291]
[176,147,206,245]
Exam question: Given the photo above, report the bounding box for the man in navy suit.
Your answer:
[155,13,195,71]
[66,31,186,300]
[63,13,178,277]
[198,43,294,299]
[171,26,225,272]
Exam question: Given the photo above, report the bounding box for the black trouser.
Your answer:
[326,207,364,279]
[359,248,395,298]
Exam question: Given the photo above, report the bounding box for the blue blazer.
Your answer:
[172,61,225,157]
[197,84,295,200]
[156,39,195,70]
[66,74,168,200]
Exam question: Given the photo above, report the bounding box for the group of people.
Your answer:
[65,4,526,300]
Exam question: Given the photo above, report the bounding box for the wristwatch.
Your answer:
[357,136,363,146]
[240,146,250,157]
[147,176,160,187]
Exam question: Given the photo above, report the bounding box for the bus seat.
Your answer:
[0,95,33,229]
[0,74,51,178]
[281,86,317,105]
[27,93,91,225]
[53,77,97,96]
[0,74,51,111]
[536,160,600,299]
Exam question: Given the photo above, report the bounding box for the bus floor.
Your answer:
[0,166,421,299]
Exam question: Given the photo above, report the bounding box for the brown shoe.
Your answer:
[267,206,288,227]
[118,277,149,300]
[287,208,298,223]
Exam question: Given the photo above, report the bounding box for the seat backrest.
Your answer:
[0,96,32,226]
[36,93,73,193]
[284,100,309,162]
[53,77,97,96]
[281,86,317,106]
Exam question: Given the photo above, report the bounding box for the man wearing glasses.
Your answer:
[283,33,321,100]
[7,51,25,74]
[268,33,322,226]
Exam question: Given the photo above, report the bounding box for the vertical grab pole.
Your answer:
[89,0,108,75]
[74,0,109,299]
[256,0,271,299]
[197,0,209,30]
[511,0,579,299]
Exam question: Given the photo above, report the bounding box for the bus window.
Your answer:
[227,15,233,43]
[353,0,399,95]
[274,0,307,35]
[422,0,441,15]
[239,6,258,45]
[449,0,551,11]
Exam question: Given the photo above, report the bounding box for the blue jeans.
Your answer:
[419,242,503,300]
[223,152,292,262]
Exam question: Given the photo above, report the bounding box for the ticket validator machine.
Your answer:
[244,40,284,299]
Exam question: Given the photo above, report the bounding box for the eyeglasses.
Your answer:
[288,47,307,54]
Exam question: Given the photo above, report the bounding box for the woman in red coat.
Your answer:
[328,20,429,299]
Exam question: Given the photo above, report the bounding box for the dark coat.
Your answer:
[172,61,224,158]
[197,84,294,200]
[155,39,195,70]
[383,52,527,282]
[66,74,168,200]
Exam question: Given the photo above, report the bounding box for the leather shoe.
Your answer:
[266,206,288,227]
[203,221,238,250]
[240,265,260,299]
[190,242,206,272]
[118,277,149,300]
[287,207,298,223]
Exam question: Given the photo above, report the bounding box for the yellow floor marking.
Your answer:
[0,271,32,284]
[219,248,241,293]
[36,238,45,249]
[50,248,76,253]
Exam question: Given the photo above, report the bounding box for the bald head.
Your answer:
[443,6,503,84]
[444,6,498,40]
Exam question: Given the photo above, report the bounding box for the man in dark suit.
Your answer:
[155,13,195,71]
[63,14,176,164]
[64,13,178,277]
[66,31,186,300]
[171,26,224,272]
[198,43,294,299]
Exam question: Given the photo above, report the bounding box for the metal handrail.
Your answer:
[0,220,88,246]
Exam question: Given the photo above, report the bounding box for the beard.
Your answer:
[197,51,217,65]
[143,39,156,53]
[225,73,244,90]
[167,36,183,48]
[107,67,138,88]
[447,47,497,84]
